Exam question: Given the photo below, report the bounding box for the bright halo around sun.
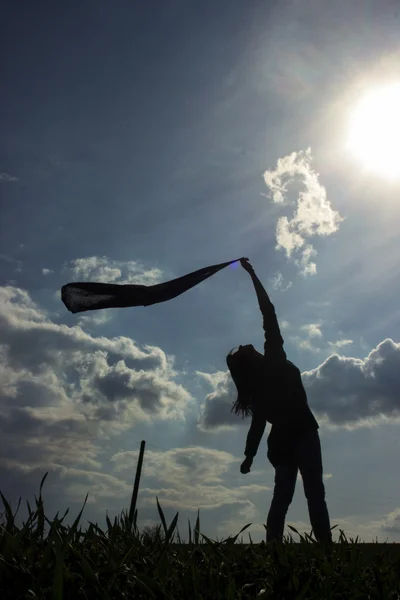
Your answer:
[347,83,400,180]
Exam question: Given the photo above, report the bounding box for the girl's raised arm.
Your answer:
[240,259,286,362]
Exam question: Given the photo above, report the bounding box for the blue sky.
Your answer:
[2,0,400,543]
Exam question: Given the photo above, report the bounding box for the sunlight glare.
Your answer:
[347,83,400,180]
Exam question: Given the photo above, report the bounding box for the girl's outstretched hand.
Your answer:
[240,457,253,474]
[240,258,254,273]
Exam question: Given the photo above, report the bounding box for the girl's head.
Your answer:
[226,345,259,419]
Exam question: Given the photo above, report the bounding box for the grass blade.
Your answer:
[65,493,88,545]
[224,522,252,545]
[194,509,200,545]
[156,496,168,540]
[0,491,15,532]
[165,512,179,545]
[188,518,192,544]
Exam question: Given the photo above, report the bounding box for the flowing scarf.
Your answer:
[62,257,244,314]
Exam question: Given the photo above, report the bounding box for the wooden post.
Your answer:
[129,440,146,529]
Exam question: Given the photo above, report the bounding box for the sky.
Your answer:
[1,0,400,544]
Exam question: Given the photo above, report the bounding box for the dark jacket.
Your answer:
[243,282,318,466]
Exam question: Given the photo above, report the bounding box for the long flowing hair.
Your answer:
[226,347,256,419]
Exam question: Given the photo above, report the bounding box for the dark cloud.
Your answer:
[197,339,400,431]
[196,371,239,431]
[303,339,400,427]
[0,285,192,520]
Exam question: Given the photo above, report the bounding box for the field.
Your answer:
[1,473,400,599]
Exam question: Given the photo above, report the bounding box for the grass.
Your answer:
[1,472,400,599]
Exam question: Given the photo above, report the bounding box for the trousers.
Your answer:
[266,427,332,544]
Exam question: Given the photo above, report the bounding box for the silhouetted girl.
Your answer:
[226,258,332,545]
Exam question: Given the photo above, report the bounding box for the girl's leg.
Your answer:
[266,463,298,542]
[297,429,332,544]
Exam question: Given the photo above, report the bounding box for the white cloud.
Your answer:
[382,508,400,534]
[289,323,353,353]
[289,336,321,353]
[0,172,18,182]
[110,445,271,512]
[112,445,237,485]
[65,256,163,285]
[263,149,343,275]
[0,285,193,504]
[327,339,353,349]
[301,323,323,338]
[42,268,54,276]
[196,370,227,389]
[288,323,324,353]
[269,272,292,292]
[77,311,112,328]
[290,324,353,355]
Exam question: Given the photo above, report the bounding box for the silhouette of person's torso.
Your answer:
[250,357,319,435]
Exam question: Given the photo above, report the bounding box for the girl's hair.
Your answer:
[226,347,255,419]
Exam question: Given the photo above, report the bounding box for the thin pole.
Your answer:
[129,440,146,529]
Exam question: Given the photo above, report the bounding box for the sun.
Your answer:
[347,83,400,180]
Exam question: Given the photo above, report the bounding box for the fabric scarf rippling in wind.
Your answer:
[61,258,242,314]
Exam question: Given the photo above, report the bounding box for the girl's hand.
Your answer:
[240,258,254,273]
[240,457,253,474]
